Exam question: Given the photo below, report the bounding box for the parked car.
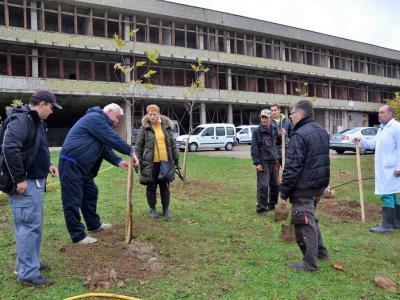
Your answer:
[175,123,236,152]
[236,125,258,144]
[329,127,378,154]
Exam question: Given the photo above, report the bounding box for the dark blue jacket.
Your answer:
[273,113,293,158]
[61,106,132,177]
[280,117,330,200]
[251,122,279,165]
[1,105,50,183]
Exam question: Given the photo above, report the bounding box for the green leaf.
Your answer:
[128,28,139,38]
[143,69,157,78]
[113,33,127,48]
[142,83,156,90]
[146,50,159,64]
[135,61,147,68]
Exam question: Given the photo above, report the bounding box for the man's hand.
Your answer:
[131,153,139,167]
[16,181,27,194]
[255,165,263,172]
[395,170,400,177]
[49,165,59,177]
[281,128,286,136]
[353,137,361,143]
[118,161,129,170]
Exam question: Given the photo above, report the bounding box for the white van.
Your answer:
[236,125,258,144]
[176,123,236,152]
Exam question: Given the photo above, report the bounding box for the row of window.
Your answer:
[0,46,396,103]
[0,1,399,80]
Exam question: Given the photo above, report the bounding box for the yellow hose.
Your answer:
[64,293,141,300]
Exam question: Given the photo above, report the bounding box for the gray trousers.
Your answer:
[291,196,328,271]
[9,178,45,281]
[256,163,279,212]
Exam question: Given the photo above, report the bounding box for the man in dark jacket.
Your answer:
[251,109,280,214]
[59,103,139,245]
[280,100,329,272]
[3,90,61,287]
[270,104,292,166]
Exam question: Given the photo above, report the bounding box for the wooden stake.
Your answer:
[355,142,366,222]
[125,158,134,243]
[281,131,286,170]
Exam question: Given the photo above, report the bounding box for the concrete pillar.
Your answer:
[227,104,233,124]
[118,101,132,143]
[227,68,232,90]
[324,110,330,133]
[124,57,131,82]
[124,16,130,41]
[328,80,332,99]
[281,41,286,61]
[343,110,348,129]
[200,102,206,124]
[283,75,287,95]
[30,1,38,30]
[199,27,204,50]
[32,48,39,78]
[284,107,289,117]
[226,32,231,54]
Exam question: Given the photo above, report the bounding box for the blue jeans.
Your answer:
[9,178,46,281]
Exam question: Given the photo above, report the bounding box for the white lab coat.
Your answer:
[360,118,400,195]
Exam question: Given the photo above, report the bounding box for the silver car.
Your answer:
[330,127,378,154]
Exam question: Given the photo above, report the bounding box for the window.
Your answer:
[202,127,214,136]
[227,127,235,135]
[241,128,249,134]
[216,127,225,136]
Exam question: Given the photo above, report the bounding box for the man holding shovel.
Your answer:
[280,100,329,272]
[354,104,400,233]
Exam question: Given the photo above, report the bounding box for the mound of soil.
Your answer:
[59,224,169,290]
[318,199,381,222]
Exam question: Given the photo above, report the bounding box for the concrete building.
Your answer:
[0,0,399,145]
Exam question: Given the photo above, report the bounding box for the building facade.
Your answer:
[0,0,399,145]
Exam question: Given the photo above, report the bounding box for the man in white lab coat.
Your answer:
[355,104,400,233]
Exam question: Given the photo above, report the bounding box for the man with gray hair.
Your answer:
[280,100,330,272]
[355,104,400,233]
[59,103,139,244]
[251,109,280,214]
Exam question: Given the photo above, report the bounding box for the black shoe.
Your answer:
[288,261,317,272]
[163,209,172,220]
[257,209,269,215]
[19,276,53,287]
[269,204,276,210]
[318,255,330,261]
[39,263,50,271]
[149,209,159,219]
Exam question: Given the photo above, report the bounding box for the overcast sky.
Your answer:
[167,0,400,51]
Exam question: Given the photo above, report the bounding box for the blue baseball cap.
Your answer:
[31,89,62,110]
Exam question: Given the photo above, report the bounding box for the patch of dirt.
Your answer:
[280,224,296,243]
[60,224,171,289]
[318,199,381,222]
[170,179,227,201]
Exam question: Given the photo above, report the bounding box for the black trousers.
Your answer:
[291,196,328,271]
[146,162,170,211]
[256,163,279,212]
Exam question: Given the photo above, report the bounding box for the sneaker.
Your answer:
[76,236,97,245]
[88,223,112,233]
[19,275,53,287]
[149,209,159,219]
[163,209,172,220]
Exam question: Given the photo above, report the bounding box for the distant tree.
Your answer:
[5,99,24,112]
[385,92,400,120]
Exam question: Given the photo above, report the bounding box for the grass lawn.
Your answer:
[0,152,399,299]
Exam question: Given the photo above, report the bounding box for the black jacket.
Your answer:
[1,105,50,183]
[61,106,132,177]
[251,123,280,165]
[280,117,330,199]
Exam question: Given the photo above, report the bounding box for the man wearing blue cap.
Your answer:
[1,89,62,287]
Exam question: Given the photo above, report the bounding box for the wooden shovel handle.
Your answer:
[355,142,366,223]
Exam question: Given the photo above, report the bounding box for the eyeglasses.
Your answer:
[290,110,299,116]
